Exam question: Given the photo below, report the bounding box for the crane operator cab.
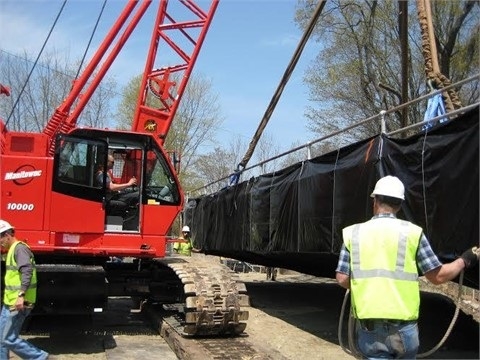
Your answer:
[53,129,181,233]
[94,150,141,229]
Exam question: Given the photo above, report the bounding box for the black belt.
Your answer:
[360,319,414,331]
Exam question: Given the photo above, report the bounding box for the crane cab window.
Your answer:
[144,149,180,205]
[58,140,103,186]
[53,135,107,202]
[54,134,181,204]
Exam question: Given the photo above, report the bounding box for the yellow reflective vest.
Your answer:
[173,239,193,256]
[3,241,37,306]
[343,216,422,320]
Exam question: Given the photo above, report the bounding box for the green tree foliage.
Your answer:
[116,71,223,190]
[294,0,479,141]
[116,74,141,130]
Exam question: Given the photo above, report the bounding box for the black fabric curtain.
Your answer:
[184,107,479,288]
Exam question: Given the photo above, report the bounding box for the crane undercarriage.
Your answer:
[33,255,249,336]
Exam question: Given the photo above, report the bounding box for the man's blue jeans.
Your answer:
[357,319,419,359]
[0,305,48,360]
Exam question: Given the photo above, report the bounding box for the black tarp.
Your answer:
[185,107,479,288]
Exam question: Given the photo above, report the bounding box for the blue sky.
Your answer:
[0,0,319,153]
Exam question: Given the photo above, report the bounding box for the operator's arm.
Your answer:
[109,177,137,192]
[96,171,135,191]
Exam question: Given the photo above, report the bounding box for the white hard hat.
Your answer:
[182,225,190,232]
[0,220,14,234]
[370,176,405,200]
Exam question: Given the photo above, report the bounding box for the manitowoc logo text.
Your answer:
[4,170,42,180]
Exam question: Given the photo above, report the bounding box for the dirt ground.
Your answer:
[11,256,480,359]
[239,271,353,360]
[237,270,479,360]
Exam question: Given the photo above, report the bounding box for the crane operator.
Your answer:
[96,154,139,214]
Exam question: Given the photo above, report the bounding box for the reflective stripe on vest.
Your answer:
[350,222,418,282]
[344,217,421,320]
[3,241,37,305]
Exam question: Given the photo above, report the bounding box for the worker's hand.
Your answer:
[460,246,480,268]
[15,296,25,311]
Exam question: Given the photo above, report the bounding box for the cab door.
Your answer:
[49,135,107,233]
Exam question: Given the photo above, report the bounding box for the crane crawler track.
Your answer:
[157,256,250,336]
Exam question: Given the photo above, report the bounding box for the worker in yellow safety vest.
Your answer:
[173,225,199,256]
[0,220,49,360]
[335,176,479,359]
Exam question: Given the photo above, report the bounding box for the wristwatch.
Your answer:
[18,292,25,297]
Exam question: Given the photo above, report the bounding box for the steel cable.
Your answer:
[237,0,327,171]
